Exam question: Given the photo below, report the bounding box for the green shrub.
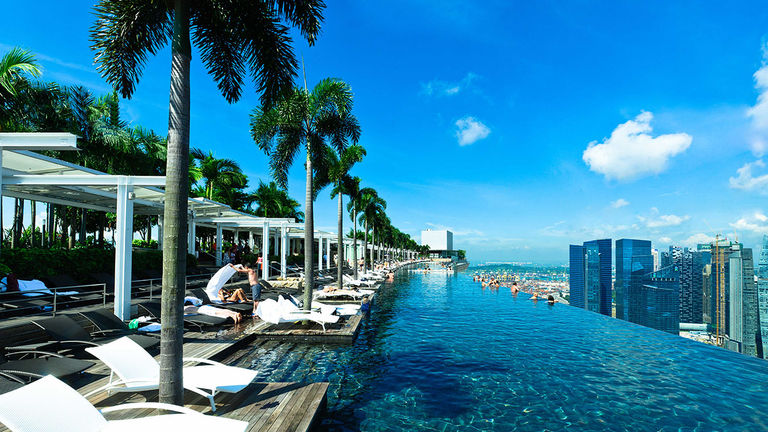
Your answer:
[132,239,159,249]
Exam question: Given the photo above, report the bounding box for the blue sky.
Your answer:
[4,1,768,264]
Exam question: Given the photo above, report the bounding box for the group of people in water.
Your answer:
[472,273,557,305]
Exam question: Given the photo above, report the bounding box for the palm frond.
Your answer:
[90,0,171,98]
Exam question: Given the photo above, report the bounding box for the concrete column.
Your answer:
[113,177,134,321]
[262,221,270,280]
[280,224,287,278]
[157,215,163,249]
[317,235,323,270]
[248,230,254,250]
[215,223,222,266]
[235,230,240,248]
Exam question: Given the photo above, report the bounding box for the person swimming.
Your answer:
[547,295,556,305]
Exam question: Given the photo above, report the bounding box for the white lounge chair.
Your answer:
[84,336,257,412]
[313,288,373,301]
[313,300,361,316]
[256,298,339,331]
[342,274,377,288]
[0,375,247,432]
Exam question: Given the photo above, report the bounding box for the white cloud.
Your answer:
[729,159,768,194]
[421,73,479,97]
[730,212,768,234]
[659,236,672,243]
[747,44,768,156]
[637,212,690,228]
[455,117,490,146]
[682,233,715,248]
[610,198,630,208]
[582,112,692,181]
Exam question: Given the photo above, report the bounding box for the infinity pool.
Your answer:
[233,268,768,431]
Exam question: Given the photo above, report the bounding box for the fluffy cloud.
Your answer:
[682,233,715,248]
[421,73,478,97]
[455,117,490,146]
[747,45,768,156]
[729,159,768,193]
[582,112,692,181]
[730,212,768,234]
[659,236,673,243]
[637,210,690,228]
[610,198,630,208]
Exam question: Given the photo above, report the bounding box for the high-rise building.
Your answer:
[569,244,585,309]
[584,239,612,316]
[652,248,660,272]
[758,235,768,358]
[702,264,713,326]
[632,265,680,334]
[741,248,761,357]
[615,239,653,321]
[678,250,710,324]
[569,240,611,316]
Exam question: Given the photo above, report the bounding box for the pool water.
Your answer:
[233,269,768,431]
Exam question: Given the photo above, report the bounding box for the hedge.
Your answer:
[0,248,197,281]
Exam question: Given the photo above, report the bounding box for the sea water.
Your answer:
[233,269,768,431]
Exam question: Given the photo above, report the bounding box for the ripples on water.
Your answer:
[232,270,768,431]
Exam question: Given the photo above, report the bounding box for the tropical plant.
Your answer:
[251,78,360,311]
[344,177,362,279]
[357,188,385,273]
[249,181,304,221]
[189,148,246,200]
[91,0,324,404]
[0,47,41,99]
[319,144,365,289]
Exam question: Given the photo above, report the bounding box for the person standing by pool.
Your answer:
[230,262,261,316]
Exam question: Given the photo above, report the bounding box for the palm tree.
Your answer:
[344,177,362,279]
[321,145,365,290]
[249,181,305,220]
[189,148,246,200]
[91,0,324,405]
[357,189,386,273]
[251,78,360,312]
[0,47,41,99]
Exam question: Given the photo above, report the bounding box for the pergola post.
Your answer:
[248,230,254,250]
[326,237,331,269]
[188,211,196,255]
[317,235,323,271]
[215,223,222,266]
[280,224,287,278]
[262,220,269,281]
[113,177,134,321]
[157,215,163,249]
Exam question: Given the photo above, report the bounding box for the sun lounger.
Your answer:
[85,336,258,412]
[342,274,378,288]
[137,300,229,329]
[312,300,360,316]
[256,298,339,331]
[188,287,252,314]
[0,352,93,380]
[313,288,373,301]
[0,375,248,432]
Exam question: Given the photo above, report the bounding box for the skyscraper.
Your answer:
[652,248,660,272]
[615,239,653,321]
[758,235,768,358]
[569,239,611,316]
[584,239,612,316]
[741,248,761,358]
[569,244,585,309]
[678,250,710,324]
[635,265,681,334]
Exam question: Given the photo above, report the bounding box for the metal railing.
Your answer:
[0,282,107,318]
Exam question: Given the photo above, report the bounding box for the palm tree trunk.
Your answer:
[352,208,358,279]
[363,220,368,274]
[303,150,314,311]
[159,0,191,406]
[337,187,343,291]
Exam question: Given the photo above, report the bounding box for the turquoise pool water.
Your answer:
[234,269,768,431]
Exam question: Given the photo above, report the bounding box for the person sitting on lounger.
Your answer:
[229,262,260,315]
[218,287,248,303]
